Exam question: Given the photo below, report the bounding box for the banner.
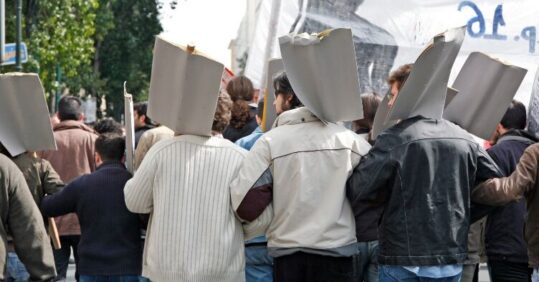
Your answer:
[240,0,537,105]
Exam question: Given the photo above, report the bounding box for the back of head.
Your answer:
[273,72,303,110]
[212,92,234,133]
[95,133,125,162]
[58,96,83,122]
[134,101,152,125]
[500,100,526,130]
[354,93,382,131]
[227,76,254,129]
[94,118,124,135]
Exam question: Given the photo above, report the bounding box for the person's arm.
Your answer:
[230,137,273,222]
[40,159,64,195]
[472,144,538,206]
[347,144,395,211]
[6,161,56,281]
[40,178,80,217]
[125,146,157,214]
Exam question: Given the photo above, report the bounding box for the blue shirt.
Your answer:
[235,127,263,150]
[403,265,463,278]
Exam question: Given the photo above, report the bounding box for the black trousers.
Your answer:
[273,252,357,282]
[53,235,80,281]
[488,260,532,282]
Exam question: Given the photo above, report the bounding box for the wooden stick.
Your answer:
[48,218,61,250]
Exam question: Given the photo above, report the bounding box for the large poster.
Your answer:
[241,0,538,105]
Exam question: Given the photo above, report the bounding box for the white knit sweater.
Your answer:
[124,135,247,282]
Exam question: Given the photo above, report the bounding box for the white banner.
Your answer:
[241,0,538,105]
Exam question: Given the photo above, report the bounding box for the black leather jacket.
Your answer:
[347,116,502,266]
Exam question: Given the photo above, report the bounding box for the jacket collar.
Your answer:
[96,161,126,171]
[498,129,538,144]
[274,107,321,128]
[54,120,96,134]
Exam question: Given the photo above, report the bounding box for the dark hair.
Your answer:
[273,72,302,110]
[95,133,125,162]
[94,118,124,135]
[387,64,413,90]
[257,99,264,118]
[227,76,254,129]
[133,102,152,125]
[212,91,234,133]
[58,96,83,121]
[500,100,526,130]
[354,93,382,131]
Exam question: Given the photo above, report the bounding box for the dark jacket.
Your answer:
[485,130,537,263]
[0,154,56,281]
[223,116,258,143]
[347,116,502,266]
[41,162,142,276]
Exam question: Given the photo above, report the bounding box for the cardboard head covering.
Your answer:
[0,73,56,156]
[443,52,527,140]
[371,26,466,138]
[261,58,284,132]
[279,28,363,123]
[147,36,225,136]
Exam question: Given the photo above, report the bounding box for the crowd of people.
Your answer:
[2,37,539,282]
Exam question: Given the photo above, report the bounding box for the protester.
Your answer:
[133,102,154,148]
[347,63,502,282]
[0,153,57,281]
[41,133,144,282]
[0,144,64,281]
[125,92,252,282]
[94,118,124,135]
[472,142,539,282]
[40,95,98,281]
[353,93,382,144]
[223,76,258,142]
[133,124,174,169]
[236,99,264,150]
[231,72,371,282]
[475,100,536,281]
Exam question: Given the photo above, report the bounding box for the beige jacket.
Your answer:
[134,126,174,169]
[231,107,371,256]
[472,142,539,267]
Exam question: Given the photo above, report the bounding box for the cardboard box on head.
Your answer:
[279,28,363,123]
[147,36,225,137]
[0,73,56,156]
[371,26,466,139]
[262,58,284,132]
[444,52,527,140]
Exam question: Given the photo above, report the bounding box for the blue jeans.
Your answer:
[532,268,539,282]
[79,275,148,282]
[245,236,273,282]
[6,252,29,282]
[357,241,379,282]
[379,265,461,282]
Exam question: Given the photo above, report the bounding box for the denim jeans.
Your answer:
[79,275,147,282]
[357,241,379,282]
[245,236,273,282]
[379,265,461,282]
[532,268,539,282]
[6,252,30,282]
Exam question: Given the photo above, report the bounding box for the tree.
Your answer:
[98,0,162,118]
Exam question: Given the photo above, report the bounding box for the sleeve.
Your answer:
[40,178,79,217]
[40,159,64,195]
[346,143,395,210]
[474,147,504,185]
[472,145,538,206]
[125,146,157,213]
[230,137,273,223]
[6,162,56,281]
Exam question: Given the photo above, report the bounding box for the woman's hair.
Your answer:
[212,91,234,133]
[273,72,302,110]
[354,93,382,131]
[226,76,254,129]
